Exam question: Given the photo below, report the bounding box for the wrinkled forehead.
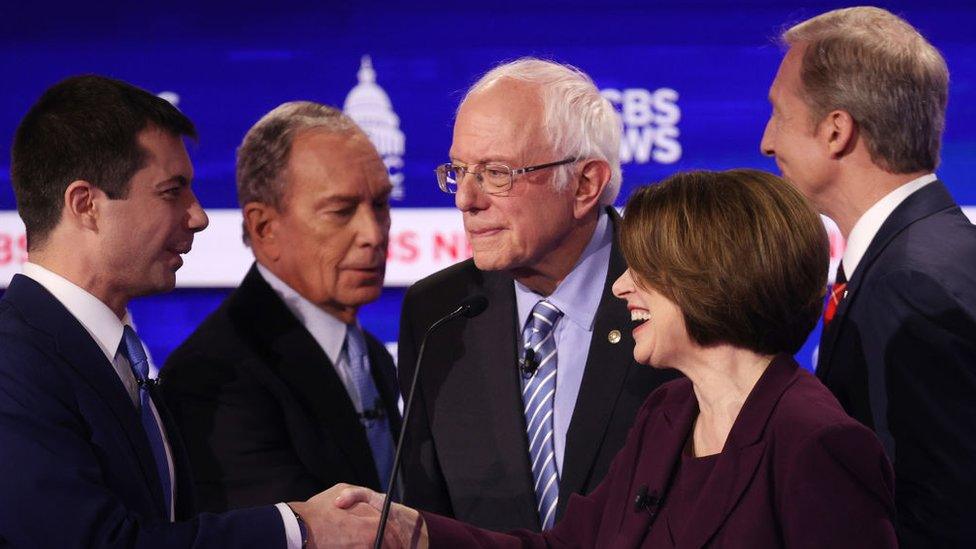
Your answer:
[772,44,808,96]
[282,129,390,198]
[451,79,550,163]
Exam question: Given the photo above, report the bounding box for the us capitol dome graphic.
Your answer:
[343,55,406,200]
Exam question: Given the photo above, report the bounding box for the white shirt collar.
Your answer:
[21,262,130,365]
[255,262,349,364]
[842,173,937,277]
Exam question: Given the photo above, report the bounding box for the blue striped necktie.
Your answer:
[120,325,172,519]
[344,323,394,488]
[520,299,563,530]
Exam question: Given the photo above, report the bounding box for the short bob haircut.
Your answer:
[621,169,828,355]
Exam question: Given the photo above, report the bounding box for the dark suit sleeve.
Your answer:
[424,481,621,548]
[420,392,658,547]
[779,422,897,548]
[420,457,615,548]
[863,269,976,546]
[397,288,455,517]
[0,342,285,549]
[161,352,325,512]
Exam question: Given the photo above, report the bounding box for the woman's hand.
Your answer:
[334,485,428,549]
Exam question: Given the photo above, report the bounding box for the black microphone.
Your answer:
[633,485,660,516]
[373,294,489,549]
[520,348,539,378]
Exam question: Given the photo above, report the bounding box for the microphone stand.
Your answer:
[373,295,487,548]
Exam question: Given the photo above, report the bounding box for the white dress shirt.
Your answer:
[842,173,937,277]
[255,263,368,410]
[20,263,302,547]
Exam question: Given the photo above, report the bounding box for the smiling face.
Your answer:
[450,79,579,275]
[611,268,696,368]
[760,44,836,209]
[262,129,391,323]
[96,126,209,301]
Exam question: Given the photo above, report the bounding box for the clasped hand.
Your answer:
[287,484,427,548]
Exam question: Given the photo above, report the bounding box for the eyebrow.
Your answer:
[449,156,516,165]
[156,175,190,188]
[318,194,361,206]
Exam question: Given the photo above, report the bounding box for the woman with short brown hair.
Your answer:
[336,168,897,548]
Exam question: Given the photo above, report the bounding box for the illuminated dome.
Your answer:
[343,55,403,154]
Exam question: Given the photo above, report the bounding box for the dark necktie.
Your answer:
[823,262,848,328]
[120,325,172,519]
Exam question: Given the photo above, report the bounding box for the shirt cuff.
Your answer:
[275,502,303,549]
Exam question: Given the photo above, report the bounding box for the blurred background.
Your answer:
[1,0,973,370]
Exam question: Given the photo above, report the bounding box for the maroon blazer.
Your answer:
[423,356,897,548]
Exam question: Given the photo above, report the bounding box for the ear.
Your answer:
[821,109,857,159]
[243,202,282,261]
[573,159,612,219]
[63,180,99,232]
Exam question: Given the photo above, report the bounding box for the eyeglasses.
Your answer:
[434,156,579,196]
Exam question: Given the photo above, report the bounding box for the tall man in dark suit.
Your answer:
[0,76,380,548]
[161,102,401,514]
[398,58,674,532]
[761,7,976,546]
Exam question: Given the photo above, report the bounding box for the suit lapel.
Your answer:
[455,268,540,526]
[561,210,638,501]
[616,391,696,546]
[152,385,196,519]
[5,275,167,518]
[817,181,958,381]
[230,266,380,488]
[679,356,797,548]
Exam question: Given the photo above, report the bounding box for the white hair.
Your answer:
[464,58,622,206]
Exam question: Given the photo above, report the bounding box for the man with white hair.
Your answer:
[397,58,674,532]
[762,7,976,546]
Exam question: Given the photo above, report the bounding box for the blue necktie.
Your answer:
[120,325,172,519]
[520,300,563,530]
[344,323,394,488]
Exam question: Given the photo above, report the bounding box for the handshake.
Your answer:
[288,484,428,549]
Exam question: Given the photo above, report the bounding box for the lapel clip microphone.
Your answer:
[520,348,539,378]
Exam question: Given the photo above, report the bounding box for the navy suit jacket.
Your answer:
[816,181,976,547]
[161,264,401,512]
[423,356,897,548]
[0,275,283,548]
[398,208,676,532]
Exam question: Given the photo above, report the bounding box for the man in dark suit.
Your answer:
[761,7,976,546]
[0,76,378,548]
[398,58,674,532]
[161,101,401,513]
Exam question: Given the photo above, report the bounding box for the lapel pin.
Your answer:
[608,329,621,344]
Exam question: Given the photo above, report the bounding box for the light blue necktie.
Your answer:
[120,325,172,519]
[520,300,563,530]
[344,323,394,488]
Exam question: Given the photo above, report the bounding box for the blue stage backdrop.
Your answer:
[1,1,973,371]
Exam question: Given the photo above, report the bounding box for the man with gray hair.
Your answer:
[397,58,673,532]
[162,102,401,523]
[762,7,976,546]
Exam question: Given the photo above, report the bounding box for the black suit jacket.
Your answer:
[0,274,283,548]
[817,181,976,547]
[161,264,401,512]
[398,209,675,532]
